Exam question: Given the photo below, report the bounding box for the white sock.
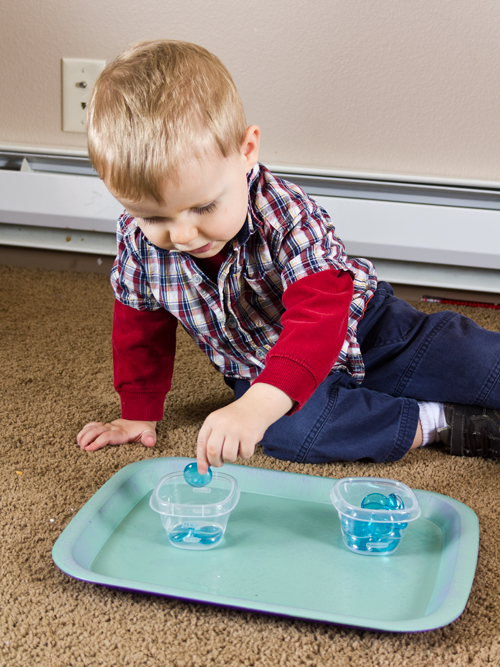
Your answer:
[418,402,447,445]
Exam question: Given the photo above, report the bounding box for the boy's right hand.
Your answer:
[77,419,157,452]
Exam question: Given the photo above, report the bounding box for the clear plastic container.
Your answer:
[330,477,421,556]
[150,470,240,550]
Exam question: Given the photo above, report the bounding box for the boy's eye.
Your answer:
[139,216,162,224]
[138,201,216,223]
[192,201,217,215]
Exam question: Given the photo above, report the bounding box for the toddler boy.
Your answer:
[77,39,500,472]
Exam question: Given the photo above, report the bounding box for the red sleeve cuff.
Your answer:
[252,356,318,413]
[119,390,168,421]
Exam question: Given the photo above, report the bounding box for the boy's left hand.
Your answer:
[196,383,294,474]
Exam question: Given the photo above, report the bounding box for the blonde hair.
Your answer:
[87,40,247,203]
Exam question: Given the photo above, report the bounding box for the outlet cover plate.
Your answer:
[62,58,106,133]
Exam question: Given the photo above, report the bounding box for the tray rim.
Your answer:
[52,457,479,633]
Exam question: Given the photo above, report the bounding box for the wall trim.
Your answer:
[1,148,500,293]
[2,143,500,190]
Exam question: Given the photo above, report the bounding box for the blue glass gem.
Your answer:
[194,525,223,545]
[168,524,195,543]
[387,493,404,509]
[361,492,405,511]
[183,462,212,487]
[168,523,223,546]
[361,493,390,510]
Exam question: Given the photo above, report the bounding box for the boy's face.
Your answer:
[107,126,260,258]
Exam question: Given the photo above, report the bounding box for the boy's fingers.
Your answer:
[83,428,134,451]
[196,458,210,476]
[220,436,239,464]
[197,424,212,474]
[82,441,106,452]
[196,449,210,476]
[76,422,104,444]
[78,420,159,452]
[78,426,107,448]
[79,421,104,431]
[81,434,115,452]
[141,432,156,448]
[80,427,127,451]
[239,438,256,460]
[206,433,225,468]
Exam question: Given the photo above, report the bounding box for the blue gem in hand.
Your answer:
[183,462,212,487]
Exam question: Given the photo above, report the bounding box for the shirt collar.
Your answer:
[247,162,261,190]
[235,163,261,247]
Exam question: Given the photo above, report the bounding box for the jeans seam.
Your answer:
[369,333,424,348]
[383,397,419,462]
[294,386,339,463]
[477,354,500,405]
[392,311,457,397]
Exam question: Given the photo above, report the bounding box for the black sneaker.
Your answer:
[438,404,500,458]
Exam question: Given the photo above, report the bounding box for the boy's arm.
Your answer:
[197,382,293,472]
[77,300,177,451]
[252,268,353,409]
[197,268,353,472]
[112,300,177,420]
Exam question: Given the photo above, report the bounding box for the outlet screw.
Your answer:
[76,81,87,88]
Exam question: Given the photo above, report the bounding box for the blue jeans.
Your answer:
[230,282,500,463]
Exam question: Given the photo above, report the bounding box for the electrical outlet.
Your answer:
[61,58,106,133]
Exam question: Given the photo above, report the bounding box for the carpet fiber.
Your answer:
[1,264,500,666]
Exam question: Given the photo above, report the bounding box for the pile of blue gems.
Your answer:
[342,492,408,554]
[167,463,223,546]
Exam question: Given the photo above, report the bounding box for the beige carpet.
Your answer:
[1,264,500,667]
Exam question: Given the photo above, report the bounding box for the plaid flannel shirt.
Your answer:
[111,163,377,382]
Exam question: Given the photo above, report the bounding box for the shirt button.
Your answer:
[256,348,267,360]
[226,315,237,329]
[192,274,202,285]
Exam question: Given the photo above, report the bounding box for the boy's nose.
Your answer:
[169,223,198,246]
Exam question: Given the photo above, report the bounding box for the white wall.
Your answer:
[1,0,499,183]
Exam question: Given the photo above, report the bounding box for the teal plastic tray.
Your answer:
[52,457,479,632]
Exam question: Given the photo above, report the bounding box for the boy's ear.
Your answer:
[241,125,260,172]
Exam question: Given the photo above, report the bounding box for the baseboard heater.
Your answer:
[1,147,500,292]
